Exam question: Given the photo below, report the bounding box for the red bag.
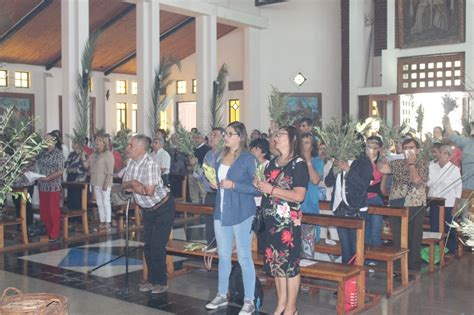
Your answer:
[344,255,364,312]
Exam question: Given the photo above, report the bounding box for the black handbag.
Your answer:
[252,206,265,235]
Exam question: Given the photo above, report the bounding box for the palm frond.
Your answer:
[442,93,458,116]
[0,107,46,205]
[72,31,101,147]
[378,121,409,154]
[462,118,472,136]
[314,119,364,172]
[415,105,424,136]
[149,56,181,135]
[173,121,195,158]
[210,63,229,129]
[268,86,290,127]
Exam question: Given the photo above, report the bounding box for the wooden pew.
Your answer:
[0,188,29,250]
[61,182,89,240]
[422,197,446,273]
[317,201,411,297]
[144,202,373,315]
[366,205,410,296]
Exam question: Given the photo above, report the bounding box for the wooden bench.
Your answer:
[422,197,447,273]
[365,205,410,296]
[61,182,89,240]
[317,201,411,297]
[0,188,29,250]
[143,202,374,315]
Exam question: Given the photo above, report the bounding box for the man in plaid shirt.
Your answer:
[121,134,175,294]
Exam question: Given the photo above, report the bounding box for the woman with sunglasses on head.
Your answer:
[205,122,259,315]
[255,126,308,315]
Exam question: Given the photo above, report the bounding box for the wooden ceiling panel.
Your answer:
[0,0,42,35]
[89,0,131,31]
[92,9,136,72]
[0,0,60,65]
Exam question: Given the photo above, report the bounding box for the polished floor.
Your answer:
[1,224,474,315]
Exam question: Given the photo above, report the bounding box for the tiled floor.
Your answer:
[1,222,474,314]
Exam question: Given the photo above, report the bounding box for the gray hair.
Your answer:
[132,134,151,151]
[439,145,453,157]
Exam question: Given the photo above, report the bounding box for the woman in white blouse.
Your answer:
[428,145,462,253]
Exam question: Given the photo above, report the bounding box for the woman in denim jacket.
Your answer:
[205,122,259,315]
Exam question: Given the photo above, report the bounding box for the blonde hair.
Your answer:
[95,135,110,153]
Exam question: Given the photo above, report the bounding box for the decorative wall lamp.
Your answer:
[293,72,307,86]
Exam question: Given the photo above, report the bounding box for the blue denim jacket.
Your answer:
[214,151,259,226]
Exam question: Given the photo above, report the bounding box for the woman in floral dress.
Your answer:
[255,126,308,315]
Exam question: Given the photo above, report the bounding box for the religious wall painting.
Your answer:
[0,92,35,129]
[282,93,322,126]
[397,0,465,48]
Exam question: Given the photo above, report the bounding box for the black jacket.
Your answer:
[324,154,373,210]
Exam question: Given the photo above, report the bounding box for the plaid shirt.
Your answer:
[123,153,168,208]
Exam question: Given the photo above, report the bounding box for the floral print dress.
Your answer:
[262,157,309,278]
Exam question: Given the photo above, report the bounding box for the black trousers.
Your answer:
[13,185,34,226]
[142,197,176,285]
[389,198,425,271]
[204,192,216,246]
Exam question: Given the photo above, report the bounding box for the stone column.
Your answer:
[61,0,89,145]
[196,14,217,133]
[136,0,160,136]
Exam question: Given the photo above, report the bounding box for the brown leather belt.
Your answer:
[141,193,170,211]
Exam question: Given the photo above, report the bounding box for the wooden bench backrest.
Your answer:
[304,213,365,266]
[175,202,213,215]
[11,187,28,219]
[62,182,88,211]
[426,197,446,234]
[368,205,409,249]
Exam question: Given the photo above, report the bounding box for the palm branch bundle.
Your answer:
[378,121,410,154]
[442,94,458,116]
[415,105,424,136]
[113,127,132,163]
[173,121,195,158]
[72,31,101,148]
[0,107,46,205]
[419,133,433,162]
[314,119,364,172]
[150,56,181,136]
[448,218,474,247]
[268,86,290,127]
[210,63,229,129]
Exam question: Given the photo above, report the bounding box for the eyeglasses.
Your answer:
[224,132,239,137]
[275,132,288,137]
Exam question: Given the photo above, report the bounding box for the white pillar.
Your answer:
[196,14,217,133]
[243,26,261,132]
[136,0,160,137]
[61,0,88,145]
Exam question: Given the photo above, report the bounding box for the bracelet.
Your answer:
[270,187,276,195]
[408,163,415,166]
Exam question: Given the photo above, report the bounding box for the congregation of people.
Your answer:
[10,114,474,315]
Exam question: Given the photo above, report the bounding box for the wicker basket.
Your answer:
[0,287,68,315]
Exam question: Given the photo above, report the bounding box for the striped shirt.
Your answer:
[123,153,168,208]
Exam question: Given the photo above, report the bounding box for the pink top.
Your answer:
[367,160,383,199]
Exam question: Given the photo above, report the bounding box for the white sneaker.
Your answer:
[205,294,228,310]
[239,299,255,315]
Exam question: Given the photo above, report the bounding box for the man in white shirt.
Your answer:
[151,133,171,187]
[428,145,462,253]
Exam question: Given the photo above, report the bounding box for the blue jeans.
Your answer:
[214,216,255,300]
[366,195,384,247]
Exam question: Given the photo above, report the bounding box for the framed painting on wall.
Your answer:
[396,0,465,48]
[282,92,322,126]
[0,92,35,129]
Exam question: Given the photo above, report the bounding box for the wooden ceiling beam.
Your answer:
[45,4,135,71]
[0,0,53,43]
[104,16,194,76]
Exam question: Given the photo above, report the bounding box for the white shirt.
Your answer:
[218,164,230,213]
[151,148,171,175]
[428,161,462,207]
